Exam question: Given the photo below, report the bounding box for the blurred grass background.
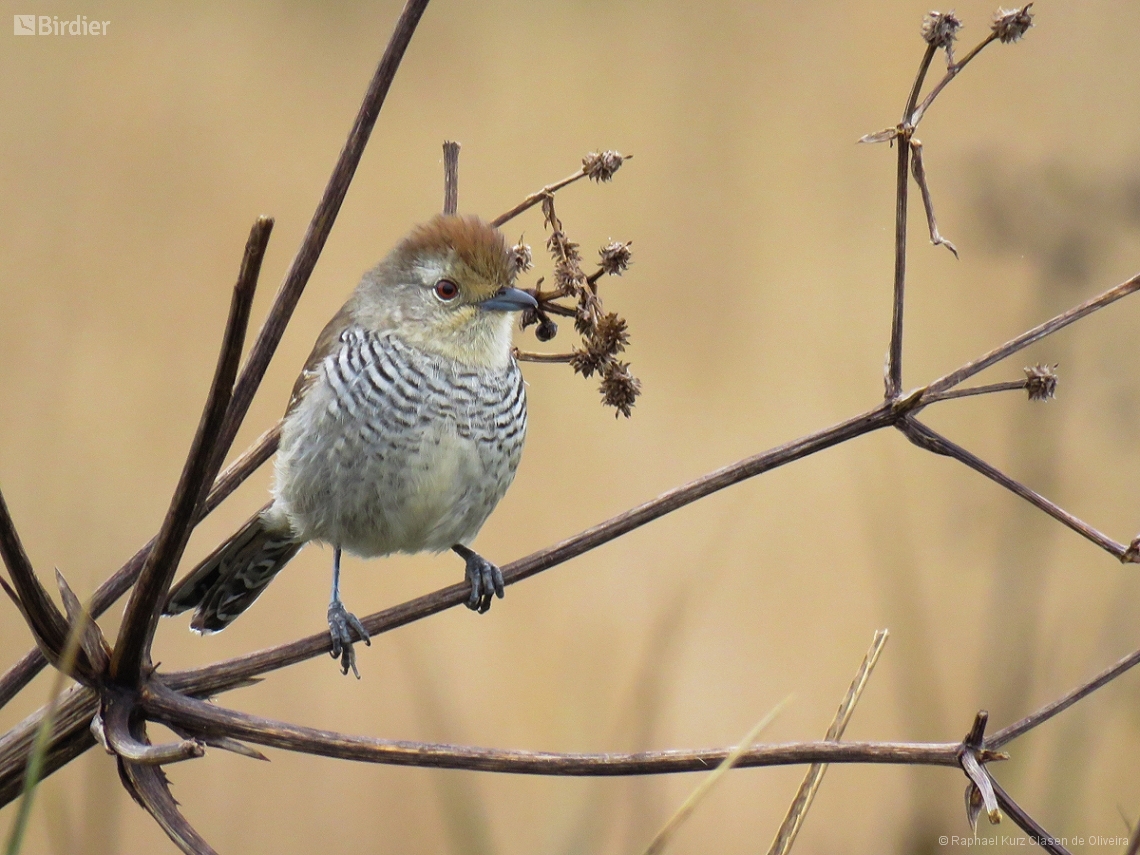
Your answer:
[3,1,1140,852]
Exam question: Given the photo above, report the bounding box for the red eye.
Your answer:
[434,279,459,301]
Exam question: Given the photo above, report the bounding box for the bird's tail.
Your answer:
[165,509,301,633]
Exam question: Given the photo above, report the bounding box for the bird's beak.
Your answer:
[480,287,538,312]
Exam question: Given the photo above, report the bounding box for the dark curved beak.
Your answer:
[481,287,538,312]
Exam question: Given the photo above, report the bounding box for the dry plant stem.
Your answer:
[110,217,269,686]
[0,686,96,806]
[0,689,1009,809]
[886,116,910,399]
[0,422,280,709]
[898,418,1126,558]
[490,168,589,228]
[911,32,1000,127]
[214,0,431,467]
[101,687,203,765]
[514,350,574,364]
[922,380,1027,404]
[0,488,70,662]
[917,272,1140,400]
[142,681,985,775]
[767,630,889,855]
[642,697,791,855]
[442,140,459,216]
[123,753,218,855]
[910,140,957,257]
[886,42,936,398]
[986,644,1140,750]
[989,775,1072,855]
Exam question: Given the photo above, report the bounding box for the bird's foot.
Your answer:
[327,601,371,678]
[454,546,505,614]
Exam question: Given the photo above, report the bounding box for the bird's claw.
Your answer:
[463,552,505,614]
[328,601,371,678]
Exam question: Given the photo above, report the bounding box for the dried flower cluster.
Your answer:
[515,193,640,417]
[1023,363,1057,401]
[598,240,633,276]
[510,240,533,275]
[582,150,627,183]
[991,5,1033,43]
[921,10,962,51]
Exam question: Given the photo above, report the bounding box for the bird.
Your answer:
[165,214,536,676]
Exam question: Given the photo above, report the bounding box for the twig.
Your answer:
[986,644,1140,750]
[911,32,1001,126]
[513,350,574,364]
[989,774,1073,855]
[910,139,957,257]
[110,217,268,686]
[0,486,70,663]
[921,379,1028,404]
[139,681,991,776]
[641,697,791,855]
[122,760,217,855]
[766,630,889,855]
[884,42,937,399]
[917,272,1140,400]
[897,418,1126,558]
[491,168,592,229]
[442,140,459,215]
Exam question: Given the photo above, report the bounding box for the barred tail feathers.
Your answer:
[165,511,301,633]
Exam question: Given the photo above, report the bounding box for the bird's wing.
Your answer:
[284,302,356,418]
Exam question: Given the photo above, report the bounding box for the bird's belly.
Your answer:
[269,337,525,557]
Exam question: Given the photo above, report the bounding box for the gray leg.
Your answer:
[327,546,370,678]
[452,544,505,614]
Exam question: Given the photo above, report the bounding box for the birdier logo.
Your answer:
[13,15,110,35]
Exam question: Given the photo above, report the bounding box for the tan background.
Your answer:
[3,1,1140,853]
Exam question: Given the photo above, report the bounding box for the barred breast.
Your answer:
[268,327,526,557]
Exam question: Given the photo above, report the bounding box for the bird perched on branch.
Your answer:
[166,215,536,676]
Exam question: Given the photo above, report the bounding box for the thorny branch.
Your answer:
[1,4,1136,854]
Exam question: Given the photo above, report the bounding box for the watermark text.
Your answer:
[14,15,109,36]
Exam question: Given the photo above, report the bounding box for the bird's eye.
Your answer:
[433,279,460,301]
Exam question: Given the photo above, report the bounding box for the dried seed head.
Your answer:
[583,150,626,183]
[548,232,581,265]
[921,11,962,49]
[598,240,633,276]
[991,5,1033,43]
[555,259,586,296]
[600,360,641,418]
[575,292,601,336]
[510,240,533,274]
[569,346,608,379]
[1024,363,1058,401]
[594,312,630,357]
[536,316,558,342]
